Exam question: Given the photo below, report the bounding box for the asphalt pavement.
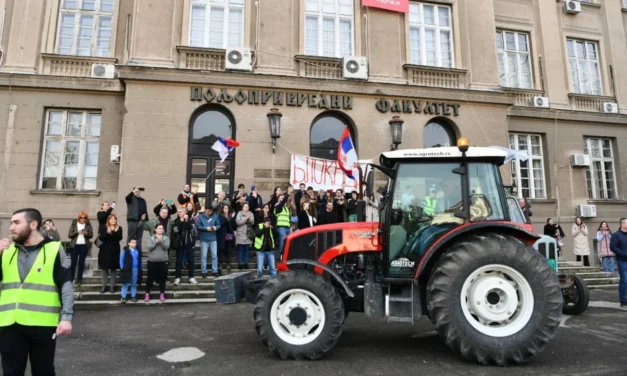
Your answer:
[45,290,627,376]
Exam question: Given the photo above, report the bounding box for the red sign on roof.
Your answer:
[362,0,409,13]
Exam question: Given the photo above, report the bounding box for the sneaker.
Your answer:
[173,278,180,286]
[160,293,166,302]
[144,293,150,302]
[131,297,137,303]
[620,303,627,310]
[202,273,207,279]
[121,298,127,304]
[189,278,198,285]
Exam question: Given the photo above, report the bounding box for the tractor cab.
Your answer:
[367,138,519,279]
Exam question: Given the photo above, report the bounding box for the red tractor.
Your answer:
[251,139,563,365]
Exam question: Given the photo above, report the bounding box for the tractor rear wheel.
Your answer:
[426,233,562,366]
[561,274,589,316]
[253,270,344,360]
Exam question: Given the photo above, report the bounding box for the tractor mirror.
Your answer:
[365,170,374,199]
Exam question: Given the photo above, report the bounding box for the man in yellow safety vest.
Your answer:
[422,189,438,216]
[0,208,74,375]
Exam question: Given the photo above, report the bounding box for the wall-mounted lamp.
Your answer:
[389,115,404,150]
[267,107,282,153]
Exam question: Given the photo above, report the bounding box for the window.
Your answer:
[567,38,602,95]
[40,110,101,191]
[310,114,355,159]
[408,2,453,67]
[189,0,245,49]
[508,133,546,199]
[304,0,354,57]
[496,30,532,89]
[56,0,114,56]
[424,120,456,148]
[583,137,617,199]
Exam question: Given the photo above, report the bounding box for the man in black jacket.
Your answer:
[126,187,148,250]
[318,200,339,225]
[171,208,198,285]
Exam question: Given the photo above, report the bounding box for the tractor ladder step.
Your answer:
[387,316,414,323]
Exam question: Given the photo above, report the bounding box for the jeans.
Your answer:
[70,244,89,283]
[256,251,277,277]
[0,324,57,376]
[176,245,195,279]
[237,244,250,266]
[617,258,627,304]
[121,268,138,299]
[277,227,291,255]
[200,241,218,274]
[602,256,616,273]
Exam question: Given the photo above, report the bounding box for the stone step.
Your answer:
[588,284,618,291]
[72,283,215,292]
[74,298,216,306]
[92,268,257,277]
[74,275,218,285]
[577,272,619,279]
[582,277,620,286]
[559,266,603,274]
[74,290,215,301]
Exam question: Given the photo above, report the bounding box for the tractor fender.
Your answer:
[414,222,540,279]
[285,259,355,298]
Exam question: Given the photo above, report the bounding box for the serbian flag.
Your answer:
[212,137,240,161]
[338,127,359,180]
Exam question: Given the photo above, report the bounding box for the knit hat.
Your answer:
[251,185,257,191]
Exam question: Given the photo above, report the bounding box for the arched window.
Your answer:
[310,113,356,160]
[423,119,456,148]
[187,106,236,211]
[191,108,234,145]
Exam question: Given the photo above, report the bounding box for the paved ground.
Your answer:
[46,290,627,376]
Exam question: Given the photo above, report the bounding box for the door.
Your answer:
[187,105,236,209]
[188,157,234,210]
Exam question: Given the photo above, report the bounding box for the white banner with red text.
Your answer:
[290,154,368,192]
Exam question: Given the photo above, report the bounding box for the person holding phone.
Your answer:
[97,201,115,237]
[67,211,94,285]
[39,218,61,241]
[125,187,148,252]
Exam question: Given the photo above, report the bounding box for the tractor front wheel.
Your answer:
[561,273,589,316]
[426,233,563,366]
[253,270,344,360]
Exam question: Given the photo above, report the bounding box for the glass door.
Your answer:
[188,157,233,210]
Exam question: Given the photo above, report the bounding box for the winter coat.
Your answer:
[217,213,235,250]
[248,193,263,213]
[68,219,94,249]
[318,209,339,225]
[235,210,255,245]
[170,217,196,250]
[119,246,141,284]
[125,191,148,222]
[609,230,627,262]
[596,230,614,258]
[298,211,315,230]
[98,226,123,270]
[39,228,61,241]
[97,208,113,236]
[139,216,174,241]
[197,213,220,243]
[300,195,318,219]
[572,224,590,256]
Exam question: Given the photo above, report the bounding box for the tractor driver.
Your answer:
[422,188,437,216]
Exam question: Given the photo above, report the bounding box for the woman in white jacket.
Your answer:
[572,216,590,266]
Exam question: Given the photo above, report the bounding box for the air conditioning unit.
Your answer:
[110,145,120,163]
[601,102,618,114]
[570,153,590,167]
[91,63,115,79]
[225,47,253,72]
[577,204,597,218]
[532,96,549,108]
[564,0,581,14]
[342,56,368,80]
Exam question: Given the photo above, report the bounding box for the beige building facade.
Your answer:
[1,0,627,261]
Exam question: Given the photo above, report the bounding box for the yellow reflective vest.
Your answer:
[424,197,437,215]
[254,224,276,251]
[0,242,62,327]
[274,206,290,228]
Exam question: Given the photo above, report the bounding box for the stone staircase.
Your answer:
[72,252,263,306]
[558,261,619,290]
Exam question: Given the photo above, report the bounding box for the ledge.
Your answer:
[40,53,118,64]
[580,2,601,9]
[502,87,545,107]
[587,200,627,205]
[30,190,101,197]
[567,93,614,100]
[403,64,468,89]
[176,45,226,71]
[568,93,617,113]
[529,199,557,204]
[295,55,342,80]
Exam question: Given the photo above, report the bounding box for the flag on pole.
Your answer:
[338,127,359,180]
[212,137,240,162]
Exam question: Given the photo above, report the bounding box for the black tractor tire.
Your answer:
[253,270,344,360]
[426,233,563,366]
[562,274,589,316]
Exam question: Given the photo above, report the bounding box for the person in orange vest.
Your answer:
[0,208,74,375]
[177,184,199,210]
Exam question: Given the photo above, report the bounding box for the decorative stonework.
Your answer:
[254,169,272,179]
[403,64,467,89]
[41,54,117,78]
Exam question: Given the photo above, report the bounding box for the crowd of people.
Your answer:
[46,182,364,304]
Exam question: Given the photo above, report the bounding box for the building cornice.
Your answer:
[114,65,516,106]
[508,107,627,125]
[0,73,124,94]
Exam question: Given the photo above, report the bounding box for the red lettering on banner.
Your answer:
[361,0,408,13]
[292,155,305,184]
